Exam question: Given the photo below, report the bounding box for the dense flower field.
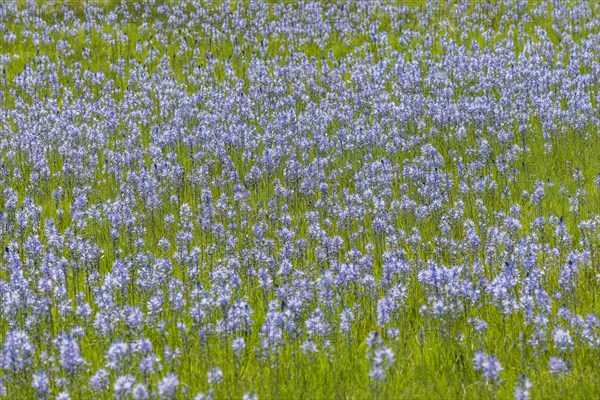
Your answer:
[1,0,600,398]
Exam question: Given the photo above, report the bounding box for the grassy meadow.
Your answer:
[0,0,600,399]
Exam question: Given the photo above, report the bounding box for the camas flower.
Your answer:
[473,351,502,383]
